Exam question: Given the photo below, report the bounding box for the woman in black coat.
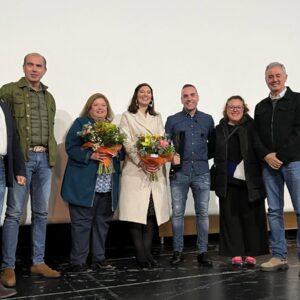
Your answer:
[214,95,269,266]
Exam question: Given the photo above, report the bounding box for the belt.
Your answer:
[29,146,47,153]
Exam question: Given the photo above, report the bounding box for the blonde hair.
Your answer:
[80,93,114,121]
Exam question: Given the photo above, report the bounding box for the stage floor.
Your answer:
[9,236,300,299]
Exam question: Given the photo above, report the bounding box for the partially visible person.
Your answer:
[61,93,122,271]
[117,83,170,268]
[214,96,269,266]
[165,84,215,266]
[0,99,26,298]
[0,53,60,288]
[254,62,300,272]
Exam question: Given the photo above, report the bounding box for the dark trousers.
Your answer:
[219,185,269,257]
[69,192,113,265]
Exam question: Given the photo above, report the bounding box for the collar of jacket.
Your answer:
[17,77,48,91]
[266,86,294,103]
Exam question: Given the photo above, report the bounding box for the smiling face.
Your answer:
[89,98,108,121]
[226,98,244,124]
[181,86,199,114]
[137,85,153,108]
[23,54,47,86]
[265,66,287,96]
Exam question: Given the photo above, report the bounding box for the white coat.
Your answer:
[117,110,170,225]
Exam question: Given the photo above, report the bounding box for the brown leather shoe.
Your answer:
[260,257,289,272]
[0,269,16,288]
[30,263,61,278]
[0,282,17,298]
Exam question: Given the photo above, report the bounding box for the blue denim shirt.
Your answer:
[165,109,215,175]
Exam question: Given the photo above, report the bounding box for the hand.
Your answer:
[138,161,159,173]
[98,153,112,162]
[16,176,26,186]
[90,152,101,161]
[90,152,112,162]
[172,153,180,165]
[145,164,159,173]
[264,152,283,170]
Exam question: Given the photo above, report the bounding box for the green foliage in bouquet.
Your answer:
[78,121,126,148]
[136,134,175,156]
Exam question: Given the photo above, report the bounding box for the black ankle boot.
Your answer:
[170,251,184,266]
[197,252,213,267]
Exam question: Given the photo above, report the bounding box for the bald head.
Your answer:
[23,53,47,89]
[23,53,47,69]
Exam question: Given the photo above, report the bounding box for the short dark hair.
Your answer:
[182,84,197,91]
[128,83,157,116]
[223,95,249,121]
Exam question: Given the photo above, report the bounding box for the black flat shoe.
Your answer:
[92,260,115,270]
[66,264,90,273]
[136,259,152,269]
[147,256,159,268]
[149,259,159,268]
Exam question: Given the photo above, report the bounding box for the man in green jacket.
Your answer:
[0,53,60,288]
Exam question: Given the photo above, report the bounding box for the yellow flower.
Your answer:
[141,135,151,146]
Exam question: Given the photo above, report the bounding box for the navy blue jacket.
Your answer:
[0,99,25,186]
[61,117,121,208]
[165,109,215,175]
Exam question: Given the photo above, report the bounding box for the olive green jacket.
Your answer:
[0,77,57,166]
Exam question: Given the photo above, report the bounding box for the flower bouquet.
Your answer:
[136,134,175,181]
[78,121,126,174]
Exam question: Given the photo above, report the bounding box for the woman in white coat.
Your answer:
[118,83,170,268]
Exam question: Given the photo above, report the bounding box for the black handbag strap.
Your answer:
[224,125,239,143]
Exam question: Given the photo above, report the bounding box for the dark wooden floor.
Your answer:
[6,226,300,299]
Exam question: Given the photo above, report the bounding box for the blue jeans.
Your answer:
[2,152,52,269]
[262,161,300,260]
[0,159,6,216]
[170,171,210,253]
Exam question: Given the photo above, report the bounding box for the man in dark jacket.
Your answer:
[254,62,300,272]
[0,99,26,298]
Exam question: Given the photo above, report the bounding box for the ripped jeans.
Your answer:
[170,171,210,254]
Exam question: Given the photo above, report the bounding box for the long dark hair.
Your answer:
[128,83,157,116]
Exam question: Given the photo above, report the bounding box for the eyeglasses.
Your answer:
[227,105,244,111]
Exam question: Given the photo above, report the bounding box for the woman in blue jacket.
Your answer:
[61,93,121,272]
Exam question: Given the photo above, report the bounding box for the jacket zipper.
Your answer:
[271,104,275,148]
